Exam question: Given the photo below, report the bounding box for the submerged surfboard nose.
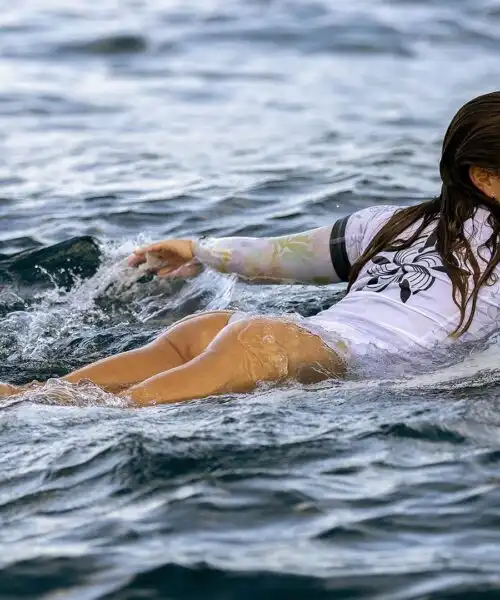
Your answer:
[0,236,101,289]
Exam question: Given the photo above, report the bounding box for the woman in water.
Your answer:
[3,91,500,406]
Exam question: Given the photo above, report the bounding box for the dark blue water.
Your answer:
[2,0,500,598]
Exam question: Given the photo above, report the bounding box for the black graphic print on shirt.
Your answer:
[361,231,448,303]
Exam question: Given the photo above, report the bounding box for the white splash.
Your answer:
[0,236,234,361]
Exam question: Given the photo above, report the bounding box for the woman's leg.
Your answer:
[62,311,234,392]
[123,317,346,406]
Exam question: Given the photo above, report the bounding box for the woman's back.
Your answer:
[309,205,500,355]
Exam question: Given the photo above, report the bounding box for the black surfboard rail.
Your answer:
[0,236,102,289]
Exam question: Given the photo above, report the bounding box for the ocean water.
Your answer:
[2,0,500,598]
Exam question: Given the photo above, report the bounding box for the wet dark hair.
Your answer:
[348,91,500,336]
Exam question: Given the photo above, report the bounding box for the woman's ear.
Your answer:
[469,166,496,197]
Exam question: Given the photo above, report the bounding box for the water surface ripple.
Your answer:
[2,0,500,598]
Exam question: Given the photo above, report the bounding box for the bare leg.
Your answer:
[124,317,346,406]
[62,311,233,392]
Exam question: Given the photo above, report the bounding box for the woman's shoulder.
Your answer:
[341,204,404,262]
[349,203,402,222]
[346,203,403,240]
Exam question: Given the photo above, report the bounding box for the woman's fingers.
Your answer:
[127,252,146,267]
[179,261,203,277]
[155,266,175,277]
[136,243,163,253]
[127,240,194,270]
[0,383,19,397]
[156,260,203,279]
[127,246,169,268]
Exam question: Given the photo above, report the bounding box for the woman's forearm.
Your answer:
[192,226,338,284]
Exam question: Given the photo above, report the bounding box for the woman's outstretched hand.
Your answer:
[127,239,203,278]
[0,383,20,397]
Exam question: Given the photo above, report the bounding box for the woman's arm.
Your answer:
[129,205,401,284]
[193,225,339,284]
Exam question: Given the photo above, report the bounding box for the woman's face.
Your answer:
[469,166,500,201]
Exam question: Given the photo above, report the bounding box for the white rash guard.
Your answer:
[193,205,500,358]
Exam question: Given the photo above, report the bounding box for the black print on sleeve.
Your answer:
[361,231,448,303]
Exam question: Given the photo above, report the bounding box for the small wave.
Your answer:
[193,20,413,58]
[0,92,116,117]
[95,563,350,600]
[0,237,160,371]
[358,421,468,444]
[387,342,500,392]
[58,34,148,56]
[3,379,129,408]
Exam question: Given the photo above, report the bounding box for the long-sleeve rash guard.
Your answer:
[193,226,337,284]
[192,205,500,358]
[192,206,376,285]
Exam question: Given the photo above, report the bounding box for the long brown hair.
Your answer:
[347,91,500,336]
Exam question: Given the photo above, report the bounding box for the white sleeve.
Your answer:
[329,205,401,280]
[193,225,338,284]
[193,204,401,284]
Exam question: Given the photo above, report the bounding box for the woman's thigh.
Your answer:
[120,315,346,405]
[204,316,346,385]
[156,310,235,361]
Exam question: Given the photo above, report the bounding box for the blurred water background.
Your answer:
[2,0,500,598]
